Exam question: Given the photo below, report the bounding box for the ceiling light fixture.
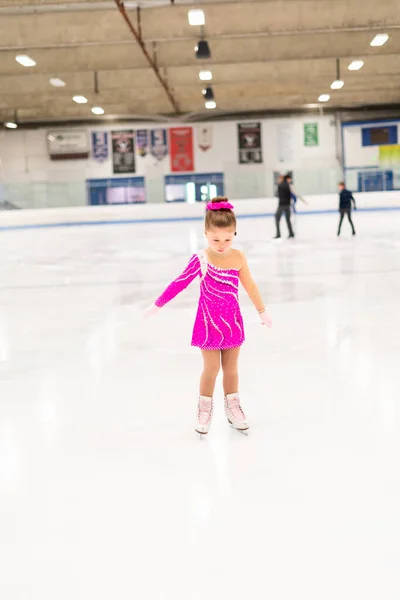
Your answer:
[50,78,66,87]
[348,60,364,71]
[199,70,212,81]
[205,101,216,110]
[188,9,205,26]
[195,40,211,59]
[91,107,105,115]
[318,94,330,102]
[5,122,18,129]
[370,33,389,47]
[73,95,88,104]
[15,55,36,67]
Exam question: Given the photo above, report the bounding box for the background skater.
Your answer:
[338,182,357,236]
[274,174,295,239]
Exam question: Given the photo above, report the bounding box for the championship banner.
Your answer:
[112,130,135,174]
[197,125,213,152]
[136,129,149,157]
[238,122,262,164]
[170,127,194,172]
[277,123,295,162]
[150,129,168,160]
[91,131,108,163]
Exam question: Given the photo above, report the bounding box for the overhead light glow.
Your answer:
[318,94,330,102]
[370,34,389,47]
[331,80,344,90]
[5,122,18,129]
[73,95,88,104]
[188,9,205,26]
[199,70,212,81]
[348,60,364,71]
[16,55,36,67]
[91,107,105,115]
[205,101,216,109]
[50,78,66,87]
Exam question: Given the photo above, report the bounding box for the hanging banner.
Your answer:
[170,127,194,172]
[277,123,295,162]
[112,130,135,174]
[150,129,168,160]
[136,129,149,157]
[304,123,319,147]
[238,122,262,164]
[197,125,213,152]
[379,144,400,167]
[91,131,109,163]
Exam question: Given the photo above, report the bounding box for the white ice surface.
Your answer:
[0,211,399,600]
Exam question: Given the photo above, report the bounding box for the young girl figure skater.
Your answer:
[145,197,272,436]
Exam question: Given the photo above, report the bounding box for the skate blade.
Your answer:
[196,429,208,439]
[228,420,249,435]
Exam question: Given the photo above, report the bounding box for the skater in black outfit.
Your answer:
[274,175,295,239]
[338,182,356,236]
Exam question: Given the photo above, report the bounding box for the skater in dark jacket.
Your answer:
[338,182,356,236]
[274,175,295,239]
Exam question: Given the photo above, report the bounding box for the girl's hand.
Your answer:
[144,303,161,318]
[260,310,273,328]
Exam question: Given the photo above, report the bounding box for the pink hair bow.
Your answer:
[206,201,235,211]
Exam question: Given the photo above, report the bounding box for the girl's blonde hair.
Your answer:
[204,197,237,231]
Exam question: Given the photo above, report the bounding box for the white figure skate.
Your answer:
[224,393,249,435]
[195,396,213,437]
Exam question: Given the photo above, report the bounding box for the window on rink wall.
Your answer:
[87,177,146,205]
[342,120,400,192]
[357,171,394,192]
[164,173,224,203]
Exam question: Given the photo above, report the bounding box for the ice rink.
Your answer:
[1,209,400,600]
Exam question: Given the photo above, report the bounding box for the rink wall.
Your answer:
[1,191,400,230]
[0,115,339,208]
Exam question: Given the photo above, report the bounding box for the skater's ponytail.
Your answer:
[205,197,237,231]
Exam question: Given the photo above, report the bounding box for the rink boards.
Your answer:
[1,191,400,231]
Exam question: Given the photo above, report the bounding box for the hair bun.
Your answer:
[206,199,234,211]
[205,197,237,229]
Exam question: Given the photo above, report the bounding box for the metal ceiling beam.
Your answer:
[0,0,335,15]
[1,24,400,53]
[4,103,400,129]
[1,43,399,70]
[113,0,180,113]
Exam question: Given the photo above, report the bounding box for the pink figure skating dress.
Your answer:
[154,249,265,351]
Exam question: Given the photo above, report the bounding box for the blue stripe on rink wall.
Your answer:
[1,206,400,232]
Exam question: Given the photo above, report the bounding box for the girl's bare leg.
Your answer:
[221,347,241,395]
[199,349,221,397]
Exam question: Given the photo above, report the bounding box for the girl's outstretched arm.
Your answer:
[145,254,201,316]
